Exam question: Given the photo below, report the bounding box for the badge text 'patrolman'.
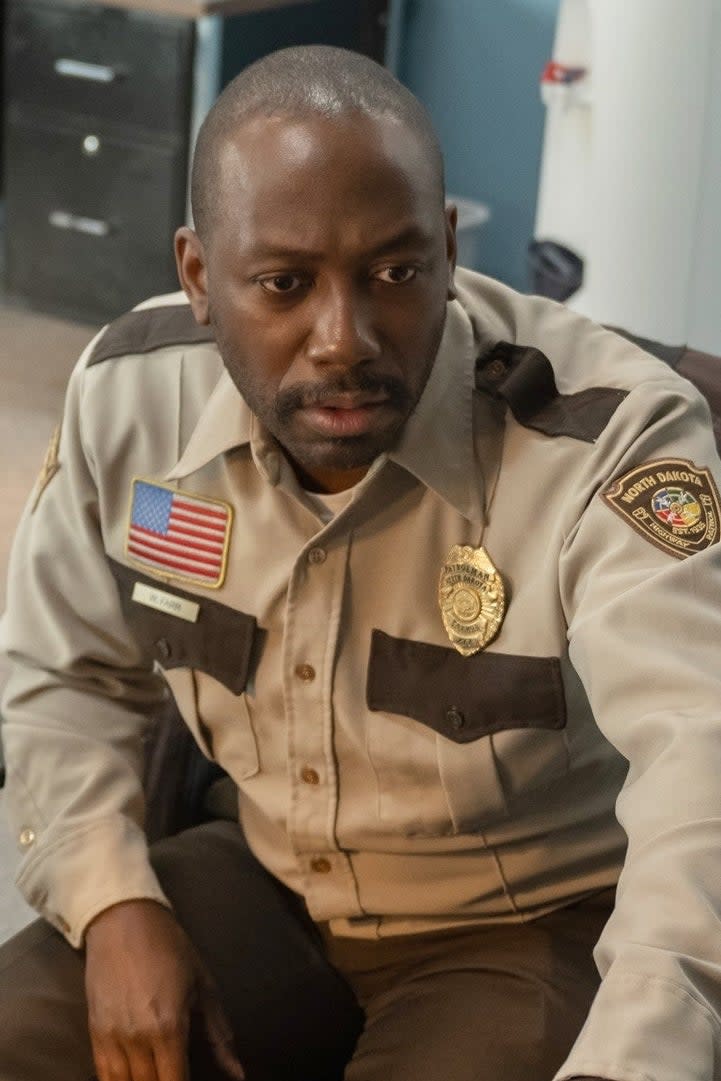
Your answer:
[439,545,506,656]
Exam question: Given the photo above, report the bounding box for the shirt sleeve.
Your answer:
[1,348,172,948]
[555,371,721,1081]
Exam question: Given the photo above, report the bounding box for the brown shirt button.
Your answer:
[307,547,327,565]
[310,857,332,874]
[485,357,507,381]
[300,766,320,785]
[446,707,466,731]
[295,664,316,682]
[155,638,172,662]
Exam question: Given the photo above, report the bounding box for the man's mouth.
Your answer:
[313,391,389,410]
[300,392,392,437]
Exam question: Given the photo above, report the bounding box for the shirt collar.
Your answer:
[385,297,485,523]
[165,366,253,482]
[166,300,489,523]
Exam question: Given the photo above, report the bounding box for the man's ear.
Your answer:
[444,203,458,300]
[175,226,210,325]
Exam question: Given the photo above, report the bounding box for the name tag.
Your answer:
[132,582,199,623]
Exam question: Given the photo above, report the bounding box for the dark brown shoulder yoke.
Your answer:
[475,341,628,443]
[88,304,216,367]
[477,330,721,452]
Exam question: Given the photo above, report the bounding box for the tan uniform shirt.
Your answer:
[3,269,721,1081]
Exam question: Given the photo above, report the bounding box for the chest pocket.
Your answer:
[109,558,260,779]
[366,630,568,835]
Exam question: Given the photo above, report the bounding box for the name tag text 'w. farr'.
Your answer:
[131,581,200,623]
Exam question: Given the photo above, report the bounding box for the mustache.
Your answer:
[275,372,411,419]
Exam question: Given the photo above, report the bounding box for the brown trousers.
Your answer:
[0,820,613,1081]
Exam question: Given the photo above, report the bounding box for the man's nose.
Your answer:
[305,285,381,367]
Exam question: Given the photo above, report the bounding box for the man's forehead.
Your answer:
[217,108,432,188]
[202,109,445,250]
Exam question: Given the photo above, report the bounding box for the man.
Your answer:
[2,43,721,1081]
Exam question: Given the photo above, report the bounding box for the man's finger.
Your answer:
[152,1033,192,1081]
[91,1039,132,1081]
[124,1042,161,1081]
[200,990,245,1080]
[92,1028,189,1081]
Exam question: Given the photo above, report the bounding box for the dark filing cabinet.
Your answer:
[2,0,390,323]
[4,1,196,322]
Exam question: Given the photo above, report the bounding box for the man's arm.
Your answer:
[554,369,721,1081]
[2,337,242,1081]
[2,342,170,942]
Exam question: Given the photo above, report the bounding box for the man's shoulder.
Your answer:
[454,267,713,448]
[75,294,226,462]
[454,267,698,398]
[86,292,216,368]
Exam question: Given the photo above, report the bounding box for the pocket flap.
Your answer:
[366,629,566,744]
[109,558,257,696]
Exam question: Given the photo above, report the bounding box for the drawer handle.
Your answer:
[49,211,111,238]
[54,59,119,83]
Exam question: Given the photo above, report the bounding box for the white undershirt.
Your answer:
[303,486,356,524]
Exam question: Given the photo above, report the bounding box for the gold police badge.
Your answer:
[439,545,506,656]
[603,457,721,559]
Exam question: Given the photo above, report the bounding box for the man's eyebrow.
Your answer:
[248,225,436,262]
[364,225,436,257]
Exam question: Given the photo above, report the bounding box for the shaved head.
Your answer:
[190,45,445,242]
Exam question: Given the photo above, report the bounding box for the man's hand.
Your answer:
[84,899,245,1081]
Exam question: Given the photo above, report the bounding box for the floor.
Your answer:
[0,289,100,944]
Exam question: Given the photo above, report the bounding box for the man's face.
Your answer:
[178,111,456,492]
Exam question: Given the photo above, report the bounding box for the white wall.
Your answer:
[688,0,721,354]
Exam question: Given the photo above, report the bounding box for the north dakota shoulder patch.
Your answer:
[603,458,721,559]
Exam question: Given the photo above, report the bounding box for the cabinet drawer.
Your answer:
[4,115,186,321]
[6,1,194,138]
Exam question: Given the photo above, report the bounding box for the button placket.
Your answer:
[283,527,367,916]
[282,533,361,916]
[283,546,336,860]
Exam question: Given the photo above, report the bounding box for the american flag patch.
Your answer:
[126,480,232,589]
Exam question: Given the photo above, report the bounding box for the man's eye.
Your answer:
[258,274,305,294]
[374,266,417,284]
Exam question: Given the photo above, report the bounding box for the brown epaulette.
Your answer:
[475,341,628,443]
[476,330,721,453]
[87,304,216,367]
